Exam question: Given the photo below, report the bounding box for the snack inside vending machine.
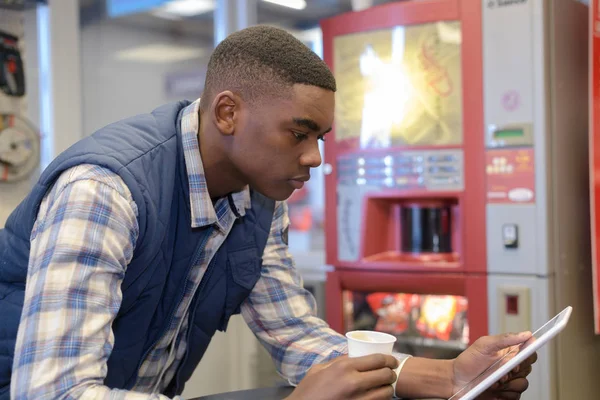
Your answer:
[322,1,600,399]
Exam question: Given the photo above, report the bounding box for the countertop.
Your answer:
[190,386,294,400]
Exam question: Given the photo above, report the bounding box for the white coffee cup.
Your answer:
[346,330,397,358]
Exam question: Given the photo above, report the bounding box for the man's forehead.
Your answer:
[292,86,334,111]
[291,83,335,100]
[261,85,334,128]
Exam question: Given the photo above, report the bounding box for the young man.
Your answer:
[0,26,535,400]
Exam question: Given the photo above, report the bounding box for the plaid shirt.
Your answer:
[11,99,347,399]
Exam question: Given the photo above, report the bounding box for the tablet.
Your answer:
[449,306,573,400]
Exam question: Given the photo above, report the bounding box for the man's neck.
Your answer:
[197,121,246,199]
[202,155,246,200]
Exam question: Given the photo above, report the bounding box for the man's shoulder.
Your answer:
[80,101,191,163]
[51,163,133,202]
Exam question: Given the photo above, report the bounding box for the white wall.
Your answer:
[1,4,211,225]
[0,0,82,227]
[0,8,40,227]
[80,20,211,136]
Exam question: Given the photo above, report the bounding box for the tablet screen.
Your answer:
[450,307,570,399]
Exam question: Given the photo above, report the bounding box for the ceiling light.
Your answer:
[114,44,206,63]
[262,0,306,10]
[151,10,185,20]
[152,0,215,19]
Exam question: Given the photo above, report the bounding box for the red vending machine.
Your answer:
[322,1,600,399]
[321,0,486,360]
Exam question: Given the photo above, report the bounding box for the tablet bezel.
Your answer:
[449,306,573,400]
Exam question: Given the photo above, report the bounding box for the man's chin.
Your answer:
[252,185,295,202]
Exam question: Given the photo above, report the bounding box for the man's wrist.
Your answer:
[394,357,454,399]
[391,354,412,397]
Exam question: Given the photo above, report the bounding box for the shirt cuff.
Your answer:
[391,352,413,399]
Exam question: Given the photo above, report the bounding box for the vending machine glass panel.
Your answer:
[333,21,463,149]
[343,290,468,359]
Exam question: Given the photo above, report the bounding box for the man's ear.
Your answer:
[211,91,238,136]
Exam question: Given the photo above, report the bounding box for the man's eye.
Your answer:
[292,131,308,141]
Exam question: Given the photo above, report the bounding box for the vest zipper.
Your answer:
[126,230,212,390]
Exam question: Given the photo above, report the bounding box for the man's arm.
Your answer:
[241,201,456,398]
[393,357,453,398]
[395,332,537,399]
[240,201,347,385]
[11,165,178,400]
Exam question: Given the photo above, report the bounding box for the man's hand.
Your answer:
[286,354,399,400]
[452,332,538,400]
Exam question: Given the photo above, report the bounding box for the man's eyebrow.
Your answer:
[293,118,332,134]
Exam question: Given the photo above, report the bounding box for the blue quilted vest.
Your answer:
[0,101,275,398]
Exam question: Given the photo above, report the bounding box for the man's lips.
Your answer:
[289,175,310,189]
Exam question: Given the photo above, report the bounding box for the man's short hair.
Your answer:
[200,25,336,109]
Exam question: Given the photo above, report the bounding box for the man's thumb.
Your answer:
[476,331,532,355]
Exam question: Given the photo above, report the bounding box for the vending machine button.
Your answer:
[502,224,518,249]
[506,295,519,315]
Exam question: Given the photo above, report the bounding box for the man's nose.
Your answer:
[300,141,322,168]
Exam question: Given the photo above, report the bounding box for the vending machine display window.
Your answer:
[333,21,463,150]
[343,290,468,359]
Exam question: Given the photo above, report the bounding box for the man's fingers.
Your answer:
[355,367,397,392]
[476,332,531,355]
[347,354,399,372]
[505,357,535,380]
[497,377,530,394]
[511,364,533,380]
[494,362,532,390]
[524,352,538,366]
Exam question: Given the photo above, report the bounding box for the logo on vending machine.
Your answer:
[501,90,520,112]
[487,0,527,8]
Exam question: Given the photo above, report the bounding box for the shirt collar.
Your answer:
[180,99,251,228]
